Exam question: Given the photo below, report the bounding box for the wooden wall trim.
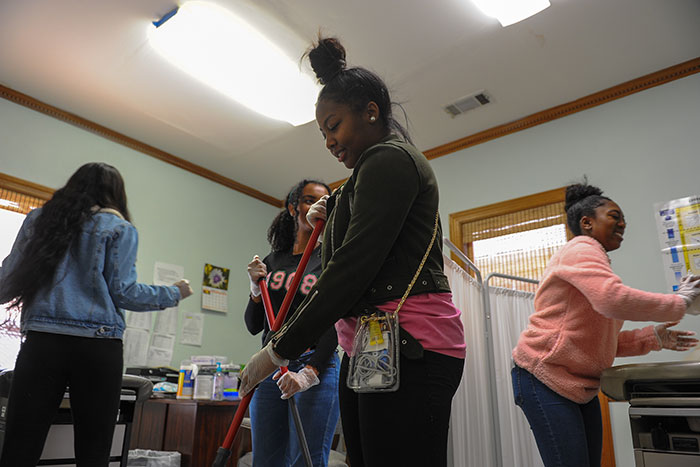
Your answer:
[329,56,700,188]
[0,85,283,208]
[0,172,54,200]
[424,57,700,160]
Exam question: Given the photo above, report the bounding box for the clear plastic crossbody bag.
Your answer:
[346,310,400,392]
[346,211,439,393]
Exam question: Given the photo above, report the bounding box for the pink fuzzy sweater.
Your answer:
[512,236,686,403]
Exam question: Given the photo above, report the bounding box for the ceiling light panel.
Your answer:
[148,1,320,126]
[471,0,550,27]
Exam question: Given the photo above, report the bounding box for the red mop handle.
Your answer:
[273,219,325,332]
[218,391,252,456]
[216,219,325,458]
[259,280,289,376]
[259,278,276,332]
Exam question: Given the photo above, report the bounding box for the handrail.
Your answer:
[443,237,481,280]
[485,272,539,288]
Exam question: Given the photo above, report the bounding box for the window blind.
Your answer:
[457,197,568,292]
[0,186,46,214]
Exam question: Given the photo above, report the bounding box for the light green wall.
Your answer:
[431,73,700,467]
[0,97,278,367]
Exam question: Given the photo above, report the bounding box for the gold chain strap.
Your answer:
[392,210,440,318]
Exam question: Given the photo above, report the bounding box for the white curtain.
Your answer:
[489,286,544,467]
[444,255,495,467]
[445,253,543,467]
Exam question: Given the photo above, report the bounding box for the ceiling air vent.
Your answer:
[444,90,491,117]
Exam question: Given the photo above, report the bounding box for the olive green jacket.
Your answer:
[272,135,451,359]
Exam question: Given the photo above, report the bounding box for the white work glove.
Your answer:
[239,342,289,397]
[273,366,320,400]
[174,279,193,299]
[677,275,700,314]
[654,321,699,351]
[306,195,329,228]
[247,255,267,298]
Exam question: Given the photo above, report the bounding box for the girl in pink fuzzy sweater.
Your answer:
[511,182,700,467]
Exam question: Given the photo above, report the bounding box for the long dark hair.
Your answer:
[4,162,131,309]
[267,179,330,252]
[305,36,412,144]
[565,180,611,236]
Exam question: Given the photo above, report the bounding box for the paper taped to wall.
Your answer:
[654,195,700,291]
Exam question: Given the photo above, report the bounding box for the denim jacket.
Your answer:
[0,208,180,339]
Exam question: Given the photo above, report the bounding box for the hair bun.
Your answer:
[565,183,604,212]
[307,37,347,85]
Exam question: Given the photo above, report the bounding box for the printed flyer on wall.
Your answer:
[202,263,230,312]
[654,195,700,292]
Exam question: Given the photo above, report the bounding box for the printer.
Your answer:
[601,361,700,467]
[125,366,179,385]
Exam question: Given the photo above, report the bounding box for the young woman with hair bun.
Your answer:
[244,179,340,467]
[511,181,700,467]
[0,162,193,466]
[240,36,466,466]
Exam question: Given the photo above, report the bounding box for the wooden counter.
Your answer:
[130,398,250,467]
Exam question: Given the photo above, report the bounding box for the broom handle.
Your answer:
[212,219,325,466]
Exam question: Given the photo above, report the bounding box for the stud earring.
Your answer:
[370,116,376,122]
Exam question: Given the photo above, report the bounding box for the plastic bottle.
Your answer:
[212,362,224,401]
[223,364,241,400]
[176,360,193,400]
[193,366,214,400]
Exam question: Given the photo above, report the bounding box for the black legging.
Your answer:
[0,331,123,467]
[339,350,464,467]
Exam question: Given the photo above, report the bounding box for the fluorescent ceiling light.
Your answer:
[471,0,550,27]
[148,2,320,126]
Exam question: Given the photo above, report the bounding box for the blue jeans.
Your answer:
[250,351,340,467]
[511,365,602,467]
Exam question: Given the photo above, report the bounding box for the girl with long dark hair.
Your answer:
[244,179,339,466]
[0,162,193,466]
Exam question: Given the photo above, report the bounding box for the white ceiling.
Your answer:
[1,0,699,203]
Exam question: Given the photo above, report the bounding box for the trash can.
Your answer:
[127,449,181,467]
